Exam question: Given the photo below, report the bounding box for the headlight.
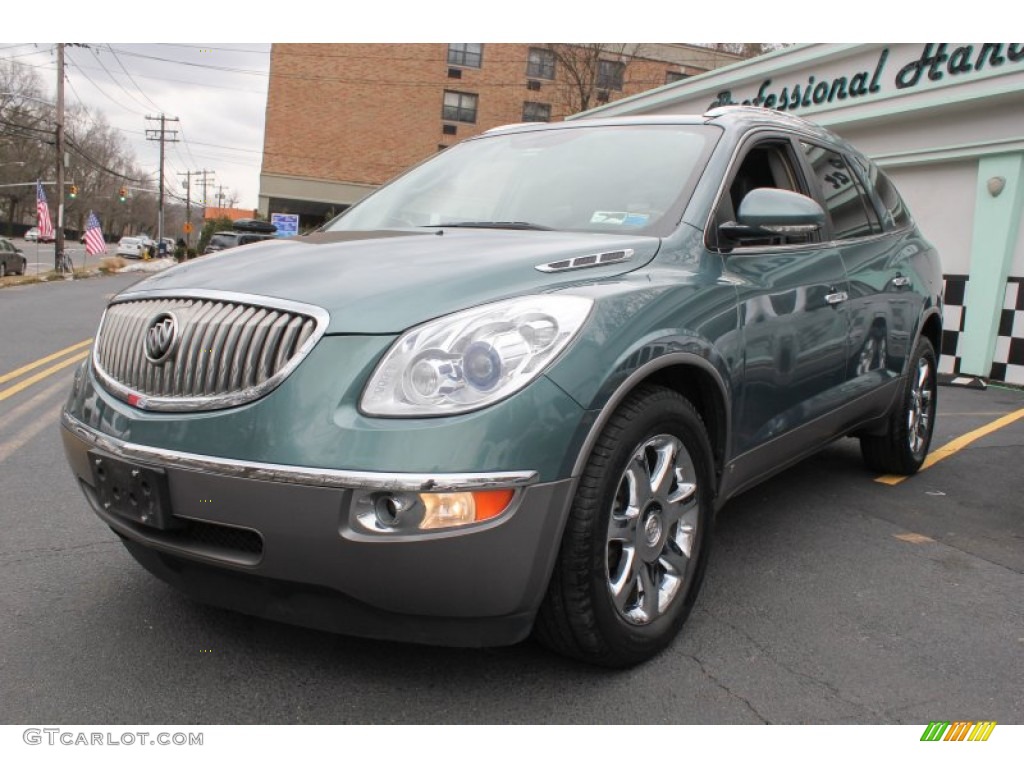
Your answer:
[361,295,593,416]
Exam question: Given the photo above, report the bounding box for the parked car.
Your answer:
[115,236,156,259]
[24,227,54,244]
[61,108,942,667]
[0,237,27,276]
[203,218,277,254]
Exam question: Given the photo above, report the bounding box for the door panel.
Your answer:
[727,246,849,456]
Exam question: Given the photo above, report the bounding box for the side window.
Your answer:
[867,164,911,229]
[801,143,879,240]
[711,139,811,249]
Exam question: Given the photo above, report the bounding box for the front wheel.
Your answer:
[860,336,937,475]
[535,385,714,667]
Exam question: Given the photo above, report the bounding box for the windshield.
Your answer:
[326,124,718,236]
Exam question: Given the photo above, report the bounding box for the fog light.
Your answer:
[418,489,514,530]
[374,492,417,528]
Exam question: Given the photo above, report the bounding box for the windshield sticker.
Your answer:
[590,211,650,227]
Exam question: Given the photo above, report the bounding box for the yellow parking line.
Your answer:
[0,350,89,403]
[0,339,93,385]
[876,407,1024,485]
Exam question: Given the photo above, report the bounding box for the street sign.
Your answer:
[271,213,299,238]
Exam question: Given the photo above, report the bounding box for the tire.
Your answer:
[18,258,26,275]
[860,336,937,475]
[535,385,715,667]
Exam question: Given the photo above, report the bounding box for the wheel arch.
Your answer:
[569,352,732,495]
[919,308,942,361]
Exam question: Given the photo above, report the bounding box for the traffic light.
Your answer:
[118,186,127,202]
[69,184,78,198]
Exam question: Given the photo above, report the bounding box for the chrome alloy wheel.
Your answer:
[606,434,699,625]
[908,355,934,456]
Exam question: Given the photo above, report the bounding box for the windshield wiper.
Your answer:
[429,221,555,231]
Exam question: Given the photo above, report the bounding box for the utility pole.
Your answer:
[196,168,215,227]
[145,114,179,254]
[177,169,203,253]
[55,44,65,272]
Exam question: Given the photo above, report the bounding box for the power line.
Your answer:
[65,50,146,116]
[105,45,165,114]
[87,46,155,114]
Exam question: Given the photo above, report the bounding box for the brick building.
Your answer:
[258,43,741,227]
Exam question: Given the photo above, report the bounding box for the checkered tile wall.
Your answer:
[938,276,1024,385]
[939,275,968,376]
[990,278,1024,386]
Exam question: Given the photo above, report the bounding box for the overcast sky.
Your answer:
[4,43,270,210]
[0,8,987,214]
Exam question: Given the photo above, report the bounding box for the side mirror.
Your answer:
[719,188,825,242]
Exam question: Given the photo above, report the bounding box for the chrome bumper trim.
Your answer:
[62,411,539,492]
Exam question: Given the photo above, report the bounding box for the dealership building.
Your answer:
[577,43,1024,385]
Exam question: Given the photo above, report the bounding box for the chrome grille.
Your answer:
[93,291,328,411]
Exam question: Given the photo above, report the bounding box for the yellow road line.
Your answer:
[0,339,93,385]
[0,350,89,403]
[876,406,1024,485]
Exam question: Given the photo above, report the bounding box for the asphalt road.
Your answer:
[1,273,1022,725]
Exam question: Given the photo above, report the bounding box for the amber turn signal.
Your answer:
[418,489,515,530]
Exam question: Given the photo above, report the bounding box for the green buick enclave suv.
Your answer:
[61,107,942,667]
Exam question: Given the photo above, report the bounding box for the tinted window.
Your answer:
[802,143,879,240]
[868,165,911,229]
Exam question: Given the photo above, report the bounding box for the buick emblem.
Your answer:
[144,312,179,364]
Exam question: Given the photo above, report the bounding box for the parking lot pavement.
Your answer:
[697,382,1024,724]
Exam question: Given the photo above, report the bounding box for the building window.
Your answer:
[666,71,689,84]
[442,91,478,123]
[447,44,483,69]
[527,48,556,80]
[597,60,625,90]
[522,101,551,122]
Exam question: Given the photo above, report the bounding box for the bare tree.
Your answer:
[705,43,788,59]
[0,59,53,235]
[546,44,645,115]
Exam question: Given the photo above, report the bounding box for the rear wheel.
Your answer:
[860,336,937,475]
[535,385,714,667]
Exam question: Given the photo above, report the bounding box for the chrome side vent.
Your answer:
[92,290,329,412]
[535,248,634,273]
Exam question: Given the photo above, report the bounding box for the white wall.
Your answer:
[886,161,978,275]
[1013,198,1024,277]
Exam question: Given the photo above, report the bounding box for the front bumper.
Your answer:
[62,412,575,647]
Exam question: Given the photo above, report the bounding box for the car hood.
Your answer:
[129,229,660,333]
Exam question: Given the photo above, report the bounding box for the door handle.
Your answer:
[825,291,848,305]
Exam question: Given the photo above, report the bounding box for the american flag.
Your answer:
[84,211,106,256]
[36,181,54,240]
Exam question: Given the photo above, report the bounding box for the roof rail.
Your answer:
[703,104,819,128]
